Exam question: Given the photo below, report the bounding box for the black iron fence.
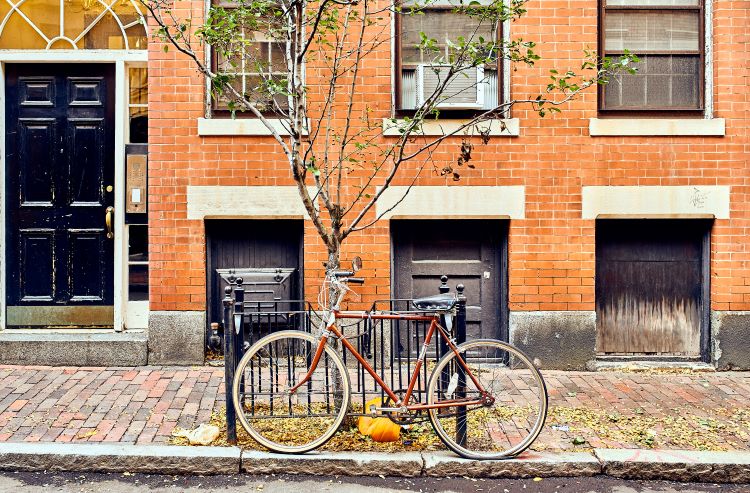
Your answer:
[221,276,467,444]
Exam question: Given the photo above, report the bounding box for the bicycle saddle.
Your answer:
[412,293,457,311]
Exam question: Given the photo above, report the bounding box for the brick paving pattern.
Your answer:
[1,365,748,451]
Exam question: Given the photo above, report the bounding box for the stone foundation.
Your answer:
[147,311,205,365]
[712,311,750,370]
[509,311,597,371]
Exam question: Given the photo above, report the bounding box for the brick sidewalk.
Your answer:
[1,365,748,451]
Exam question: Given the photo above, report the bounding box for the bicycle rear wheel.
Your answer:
[426,339,547,460]
[232,330,350,453]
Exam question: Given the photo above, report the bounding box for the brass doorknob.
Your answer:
[105,206,114,239]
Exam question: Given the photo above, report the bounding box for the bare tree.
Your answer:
[142,0,636,278]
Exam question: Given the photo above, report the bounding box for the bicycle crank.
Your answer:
[382,390,428,425]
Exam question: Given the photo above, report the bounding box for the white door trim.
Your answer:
[0,52,145,331]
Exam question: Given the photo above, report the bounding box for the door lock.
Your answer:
[105,206,114,239]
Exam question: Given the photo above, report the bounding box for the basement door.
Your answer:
[5,64,115,327]
[206,220,303,335]
[392,219,507,347]
[596,219,711,358]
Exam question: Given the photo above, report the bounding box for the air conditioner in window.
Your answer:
[416,64,486,110]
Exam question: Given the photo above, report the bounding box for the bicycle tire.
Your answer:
[426,339,548,460]
[232,330,351,454]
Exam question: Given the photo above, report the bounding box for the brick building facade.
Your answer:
[143,0,750,369]
[0,0,747,369]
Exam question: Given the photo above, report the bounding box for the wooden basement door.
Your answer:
[595,219,711,357]
[392,219,507,346]
[206,220,303,332]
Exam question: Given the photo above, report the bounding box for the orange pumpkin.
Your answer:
[357,397,384,436]
[366,417,401,442]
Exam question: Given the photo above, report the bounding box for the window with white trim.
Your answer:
[396,1,500,113]
[599,0,704,112]
[209,1,289,116]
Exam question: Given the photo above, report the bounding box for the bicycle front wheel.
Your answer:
[232,330,350,453]
[426,339,548,460]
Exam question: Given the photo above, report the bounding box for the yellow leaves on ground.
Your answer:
[169,404,750,453]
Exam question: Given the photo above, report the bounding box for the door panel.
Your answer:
[68,120,105,205]
[392,220,507,349]
[20,230,55,301]
[69,230,107,301]
[596,219,710,357]
[6,64,115,327]
[19,119,56,205]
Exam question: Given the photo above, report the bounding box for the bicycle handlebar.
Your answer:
[331,270,354,278]
[347,277,365,285]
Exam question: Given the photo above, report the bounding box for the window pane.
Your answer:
[129,225,148,262]
[129,68,148,105]
[129,107,148,143]
[402,69,417,109]
[0,12,48,49]
[128,264,149,301]
[603,55,700,109]
[400,10,495,65]
[604,11,700,51]
[607,0,698,5]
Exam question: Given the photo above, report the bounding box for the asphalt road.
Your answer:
[0,472,747,493]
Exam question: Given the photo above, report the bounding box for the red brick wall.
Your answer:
[148,0,749,313]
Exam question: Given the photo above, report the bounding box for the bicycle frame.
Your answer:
[289,309,490,411]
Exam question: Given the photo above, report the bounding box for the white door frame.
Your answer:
[0,50,148,331]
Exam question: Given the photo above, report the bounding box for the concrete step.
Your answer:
[0,329,147,366]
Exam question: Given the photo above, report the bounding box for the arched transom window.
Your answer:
[0,0,147,50]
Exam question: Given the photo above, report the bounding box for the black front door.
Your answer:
[5,64,115,327]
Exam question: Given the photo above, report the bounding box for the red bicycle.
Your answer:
[232,258,547,459]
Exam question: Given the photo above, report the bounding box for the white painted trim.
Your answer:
[197,117,308,136]
[376,186,525,220]
[704,0,713,118]
[382,118,520,137]
[126,300,149,329]
[113,60,127,332]
[582,186,730,219]
[1,57,132,331]
[0,63,5,331]
[588,118,725,137]
[0,50,147,62]
[187,186,318,220]
[502,0,511,117]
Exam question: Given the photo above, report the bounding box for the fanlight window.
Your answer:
[0,0,147,50]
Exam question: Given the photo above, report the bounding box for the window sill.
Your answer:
[197,118,308,137]
[589,118,725,137]
[382,118,519,137]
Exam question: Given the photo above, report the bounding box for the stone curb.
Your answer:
[595,448,750,484]
[0,443,241,475]
[0,443,749,483]
[242,450,423,477]
[422,451,601,478]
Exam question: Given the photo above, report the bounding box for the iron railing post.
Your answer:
[222,285,237,445]
[233,278,245,362]
[455,283,467,447]
[438,275,449,404]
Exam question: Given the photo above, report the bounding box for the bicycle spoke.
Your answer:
[233,331,349,453]
[428,340,547,459]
